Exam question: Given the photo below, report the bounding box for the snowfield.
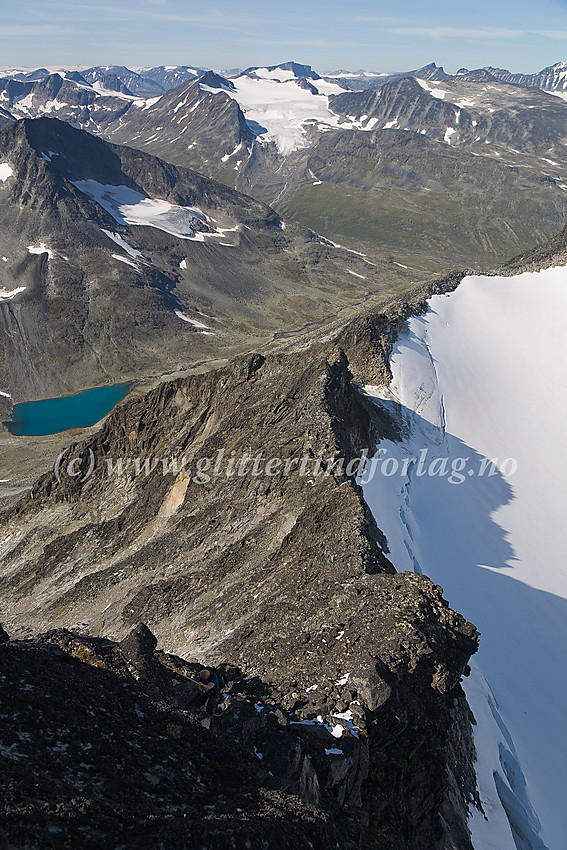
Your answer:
[360,265,567,850]
[27,243,54,259]
[174,309,211,331]
[72,180,209,238]
[201,71,352,154]
[101,229,142,258]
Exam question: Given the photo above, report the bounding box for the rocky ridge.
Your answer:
[0,274,484,846]
[3,117,566,849]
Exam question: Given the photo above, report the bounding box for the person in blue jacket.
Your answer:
[194,668,220,728]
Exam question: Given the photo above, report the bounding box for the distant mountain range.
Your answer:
[325,60,567,94]
[0,59,565,276]
[0,58,566,399]
[0,117,386,401]
[2,64,206,96]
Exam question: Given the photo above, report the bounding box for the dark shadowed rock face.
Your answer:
[0,626,342,849]
[0,613,478,849]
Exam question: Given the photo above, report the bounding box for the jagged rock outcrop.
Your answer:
[0,72,133,133]
[485,61,567,94]
[105,74,255,179]
[0,626,342,848]
[0,602,477,850]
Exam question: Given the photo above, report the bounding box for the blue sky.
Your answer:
[0,0,566,73]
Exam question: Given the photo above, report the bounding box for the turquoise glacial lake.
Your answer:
[6,383,131,436]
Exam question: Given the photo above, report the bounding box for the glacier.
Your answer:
[360,265,567,849]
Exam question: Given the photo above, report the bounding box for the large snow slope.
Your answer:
[201,71,351,154]
[360,266,567,850]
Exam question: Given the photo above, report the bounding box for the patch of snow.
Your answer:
[135,95,162,110]
[221,142,243,162]
[308,168,323,185]
[415,78,447,99]
[383,119,397,129]
[331,714,359,739]
[188,225,240,245]
[90,80,139,101]
[179,259,187,269]
[347,270,366,280]
[0,390,11,398]
[332,709,354,721]
[305,685,317,692]
[249,67,296,83]
[27,243,54,259]
[102,229,142,258]
[111,253,141,272]
[0,163,14,182]
[0,286,26,300]
[173,96,188,114]
[174,310,210,329]
[290,714,355,740]
[335,673,350,686]
[544,90,567,101]
[444,127,456,144]
[73,180,209,239]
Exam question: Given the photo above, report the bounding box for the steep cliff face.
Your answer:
[0,337,480,847]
